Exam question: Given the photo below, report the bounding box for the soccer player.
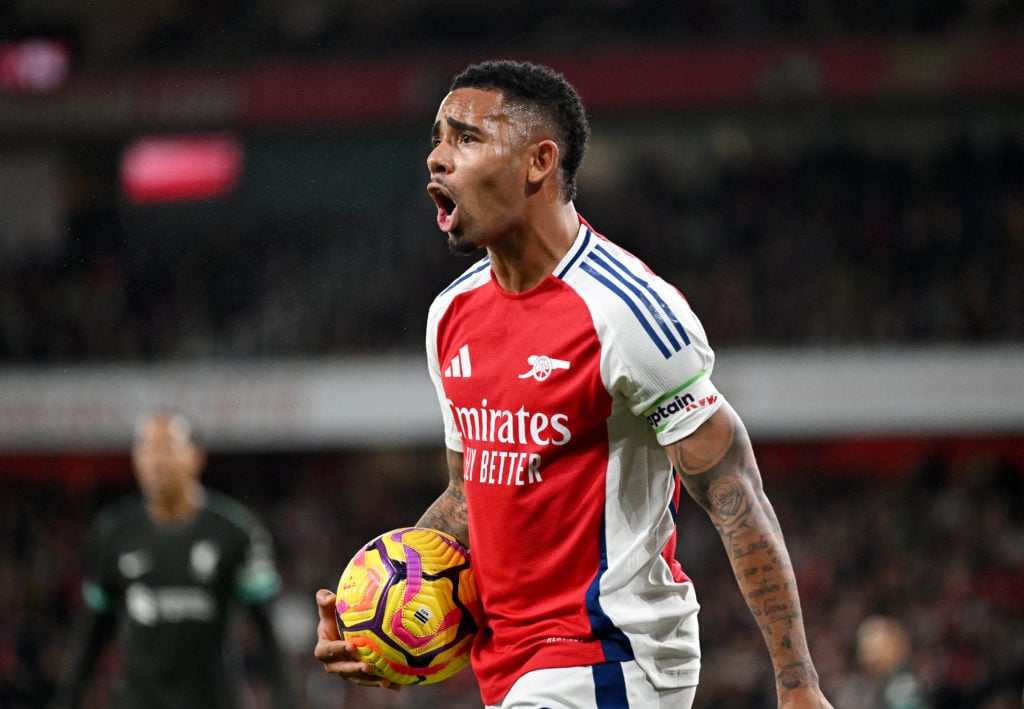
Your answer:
[51,411,293,709]
[839,615,926,709]
[315,60,832,708]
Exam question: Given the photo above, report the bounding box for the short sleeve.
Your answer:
[596,267,725,446]
[427,295,464,453]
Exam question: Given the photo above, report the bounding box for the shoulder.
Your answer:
[202,489,265,535]
[562,230,675,303]
[585,234,668,282]
[562,228,716,389]
[564,233,693,330]
[429,255,491,315]
[92,495,147,539]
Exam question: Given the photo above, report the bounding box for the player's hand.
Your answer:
[314,589,402,691]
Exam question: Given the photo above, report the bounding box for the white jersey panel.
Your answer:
[426,257,492,453]
[560,233,724,446]
[558,227,721,688]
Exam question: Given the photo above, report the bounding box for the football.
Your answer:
[334,527,481,685]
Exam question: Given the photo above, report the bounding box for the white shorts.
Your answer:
[485,661,697,709]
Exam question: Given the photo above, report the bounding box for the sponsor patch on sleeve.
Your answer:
[643,370,723,438]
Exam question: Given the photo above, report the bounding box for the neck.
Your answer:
[148,484,203,525]
[488,202,580,293]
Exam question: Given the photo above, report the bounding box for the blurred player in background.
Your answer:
[50,410,294,709]
[315,60,832,708]
[836,615,927,709]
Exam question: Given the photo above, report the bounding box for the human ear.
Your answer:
[526,139,559,187]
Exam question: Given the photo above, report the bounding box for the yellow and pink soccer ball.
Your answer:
[335,527,481,685]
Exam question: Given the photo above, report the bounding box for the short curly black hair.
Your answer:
[450,60,590,202]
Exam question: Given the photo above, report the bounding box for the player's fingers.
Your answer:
[317,651,388,687]
[344,671,403,692]
[314,638,349,663]
[314,594,401,692]
[317,614,342,641]
[315,640,375,680]
[322,657,368,675]
[315,589,344,643]
[315,588,336,617]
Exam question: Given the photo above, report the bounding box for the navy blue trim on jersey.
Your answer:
[592,662,630,708]
[586,513,635,663]
[589,250,685,353]
[582,260,672,358]
[556,227,592,279]
[669,475,680,524]
[440,257,491,296]
[594,245,692,347]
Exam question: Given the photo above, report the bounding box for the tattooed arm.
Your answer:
[666,402,832,708]
[416,449,469,547]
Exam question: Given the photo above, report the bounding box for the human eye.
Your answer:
[459,133,475,144]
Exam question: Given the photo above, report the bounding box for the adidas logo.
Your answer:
[444,344,472,378]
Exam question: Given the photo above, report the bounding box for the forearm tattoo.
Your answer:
[416,450,470,547]
[678,422,819,691]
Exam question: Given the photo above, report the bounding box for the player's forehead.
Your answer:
[433,87,510,133]
[135,414,192,446]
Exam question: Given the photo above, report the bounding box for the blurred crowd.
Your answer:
[2,0,1023,365]
[2,3,1023,709]
[2,129,1022,364]
[2,443,1022,708]
[3,0,1023,70]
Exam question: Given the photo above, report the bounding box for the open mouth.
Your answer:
[428,183,458,233]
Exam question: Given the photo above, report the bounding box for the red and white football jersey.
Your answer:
[426,217,723,704]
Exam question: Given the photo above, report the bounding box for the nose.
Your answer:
[427,143,450,175]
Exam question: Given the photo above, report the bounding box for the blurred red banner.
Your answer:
[120,133,244,203]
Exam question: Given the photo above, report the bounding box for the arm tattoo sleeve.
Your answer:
[676,414,820,693]
[416,449,470,548]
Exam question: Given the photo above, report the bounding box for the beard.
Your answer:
[447,231,479,256]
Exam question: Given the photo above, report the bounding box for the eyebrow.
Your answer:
[431,117,483,138]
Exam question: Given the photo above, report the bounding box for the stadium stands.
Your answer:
[1,2,1022,707]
